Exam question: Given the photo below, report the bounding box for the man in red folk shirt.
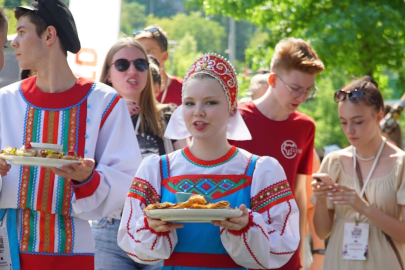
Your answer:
[231,37,325,270]
[134,25,182,107]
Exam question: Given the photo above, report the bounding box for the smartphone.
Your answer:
[312,173,334,186]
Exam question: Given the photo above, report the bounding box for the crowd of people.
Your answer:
[0,1,403,270]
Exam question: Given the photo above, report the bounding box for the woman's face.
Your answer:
[109,46,148,101]
[0,23,8,72]
[183,77,230,142]
[338,100,383,148]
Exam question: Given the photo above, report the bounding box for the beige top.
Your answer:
[312,151,405,270]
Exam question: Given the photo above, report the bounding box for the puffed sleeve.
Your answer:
[310,152,342,210]
[118,155,178,265]
[220,156,300,269]
[70,99,142,220]
[396,154,405,205]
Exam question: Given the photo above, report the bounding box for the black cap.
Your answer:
[17,0,81,54]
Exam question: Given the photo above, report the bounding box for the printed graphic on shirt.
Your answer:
[137,133,161,159]
[281,140,302,159]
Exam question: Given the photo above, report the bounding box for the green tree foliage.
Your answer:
[146,12,226,54]
[0,0,27,35]
[186,0,405,82]
[186,0,405,149]
[132,0,185,18]
[4,0,24,7]
[120,1,147,36]
[298,72,350,149]
[170,32,201,77]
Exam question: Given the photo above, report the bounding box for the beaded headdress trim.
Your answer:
[182,53,238,114]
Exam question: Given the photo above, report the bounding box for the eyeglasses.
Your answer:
[133,27,168,51]
[276,75,319,99]
[109,58,149,72]
[334,89,377,106]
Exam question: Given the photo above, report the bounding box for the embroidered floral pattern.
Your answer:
[128,178,161,206]
[19,106,36,209]
[195,55,216,71]
[68,107,78,153]
[250,180,294,213]
[64,216,73,253]
[183,53,238,113]
[20,209,31,251]
[43,213,52,252]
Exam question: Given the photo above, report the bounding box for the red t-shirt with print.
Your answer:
[230,101,315,270]
[156,76,183,107]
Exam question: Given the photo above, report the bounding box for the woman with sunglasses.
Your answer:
[311,76,405,270]
[92,38,187,270]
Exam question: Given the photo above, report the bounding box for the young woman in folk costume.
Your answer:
[118,53,300,269]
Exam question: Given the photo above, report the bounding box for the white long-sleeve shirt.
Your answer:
[118,146,300,269]
[0,77,141,269]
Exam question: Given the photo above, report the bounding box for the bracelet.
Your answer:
[312,249,325,255]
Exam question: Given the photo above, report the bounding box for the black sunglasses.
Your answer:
[334,89,377,106]
[109,58,149,73]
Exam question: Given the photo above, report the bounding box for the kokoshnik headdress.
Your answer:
[164,53,252,141]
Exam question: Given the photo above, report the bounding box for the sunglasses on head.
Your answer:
[133,27,168,51]
[334,89,377,105]
[109,58,149,73]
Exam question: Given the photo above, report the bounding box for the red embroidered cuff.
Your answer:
[144,217,170,236]
[228,211,254,236]
[71,170,100,199]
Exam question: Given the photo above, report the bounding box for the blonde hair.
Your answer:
[134,25,168,52]
[270,37,325,75]
[100,38,164,137]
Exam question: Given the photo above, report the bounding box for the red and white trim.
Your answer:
[70,170,100,199]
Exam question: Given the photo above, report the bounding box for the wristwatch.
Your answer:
[312,249,325,255]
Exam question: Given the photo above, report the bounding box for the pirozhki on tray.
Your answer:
[0,143,82,160]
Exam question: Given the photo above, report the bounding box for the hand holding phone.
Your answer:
[312,173,334,186]
[311,173,339,203]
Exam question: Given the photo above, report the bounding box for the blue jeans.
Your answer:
[91,218,163,270]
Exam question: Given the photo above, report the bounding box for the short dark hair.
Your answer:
[150,63,161,87]
[14,8,67,55]
[254,68,270,75]
[148,54,160,68]
[0,8,7,31]
[343,75,384,112]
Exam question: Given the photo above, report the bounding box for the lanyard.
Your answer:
[352,137,386,222]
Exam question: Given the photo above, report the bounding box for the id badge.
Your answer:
[343,222,369,260]
[0,227,12,269]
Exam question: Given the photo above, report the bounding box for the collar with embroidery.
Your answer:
[181,146,238,168]
[19,76,95,110]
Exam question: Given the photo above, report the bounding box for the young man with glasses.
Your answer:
[231,37,325,270]
[134,26,183,107]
